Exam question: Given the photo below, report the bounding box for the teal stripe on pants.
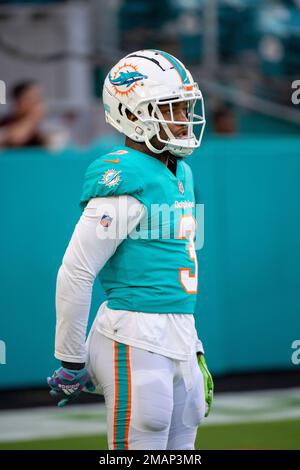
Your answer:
[115,342,130,449]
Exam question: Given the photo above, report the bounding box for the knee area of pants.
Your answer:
[135,409,171,433]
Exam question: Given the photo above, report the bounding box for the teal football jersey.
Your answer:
[80,146,198,314]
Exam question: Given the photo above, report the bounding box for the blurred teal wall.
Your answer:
[0,136,299,388]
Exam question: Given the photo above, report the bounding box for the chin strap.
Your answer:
[167,142,193,158]
[144,133,167,155]
[144,132,194,158]
[144,106,196,158]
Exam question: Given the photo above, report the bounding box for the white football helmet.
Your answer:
[103,49,206,158]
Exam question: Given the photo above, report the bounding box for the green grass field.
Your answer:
[1,420,299,450]
[1,389,299,450]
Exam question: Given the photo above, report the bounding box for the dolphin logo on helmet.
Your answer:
[109,71,148,88]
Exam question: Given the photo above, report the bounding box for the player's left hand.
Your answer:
[47,366,95,407]
[197,353,214,417]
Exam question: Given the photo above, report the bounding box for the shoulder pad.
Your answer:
[79,149,144,209]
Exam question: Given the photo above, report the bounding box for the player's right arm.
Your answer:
[47,195,144,406]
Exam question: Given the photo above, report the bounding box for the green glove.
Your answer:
[197,353,214,417]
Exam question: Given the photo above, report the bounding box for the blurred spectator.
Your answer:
[0,80,49,148]
[212,104,237,134]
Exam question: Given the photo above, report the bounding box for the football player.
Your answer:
[48,49,213,450]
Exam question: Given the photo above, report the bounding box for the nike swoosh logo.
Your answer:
[103,158,120,163]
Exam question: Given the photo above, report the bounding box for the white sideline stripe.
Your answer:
[0,388,299,442]
[0,404,107,442]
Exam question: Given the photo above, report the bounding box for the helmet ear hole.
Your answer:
[147,103,153,117]
[118,103,124,116]
[125,108,137,122]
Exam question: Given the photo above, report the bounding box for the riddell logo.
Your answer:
[0,80,6,104]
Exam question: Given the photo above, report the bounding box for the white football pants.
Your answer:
[86,326,206,450]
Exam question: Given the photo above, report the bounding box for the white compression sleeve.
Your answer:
[54,195,145,363]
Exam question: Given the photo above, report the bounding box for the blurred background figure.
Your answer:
[212,103,237,134]
[0,80,48,148]
[0,0,299,144]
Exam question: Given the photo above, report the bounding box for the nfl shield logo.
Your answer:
[178,181,184,194]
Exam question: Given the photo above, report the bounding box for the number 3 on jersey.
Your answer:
[178,215,198,294]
